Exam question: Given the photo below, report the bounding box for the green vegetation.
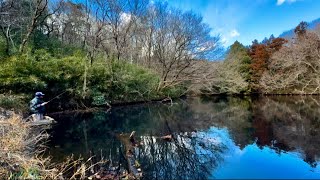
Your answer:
[1,0,319,179]
[0,94,28,112]
[205,41,250,94]
[0,0,319,114]
[0,50,185,111]
[0,0,215,112]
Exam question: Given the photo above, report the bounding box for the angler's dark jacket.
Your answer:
[29,97,45,114]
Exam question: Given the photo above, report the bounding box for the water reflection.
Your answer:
[251,96,320,168]
[138,129,226,180]
[48,96,320,179]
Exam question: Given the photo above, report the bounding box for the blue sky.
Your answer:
[166,0,320,47]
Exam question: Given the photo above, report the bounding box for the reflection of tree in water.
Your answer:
[194,96,320,168]
[137,131,225,180]
[48,101,228,178]
[190,96,254,149]
[251,96,320,167]
[48,95,320,176]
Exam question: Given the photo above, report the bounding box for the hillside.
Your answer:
[279,18,320,38]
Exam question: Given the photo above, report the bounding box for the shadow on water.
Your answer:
[47,96,320,179]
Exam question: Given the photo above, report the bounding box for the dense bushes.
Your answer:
[260,32,320,94]
[204,42,250,95]
[0,49,185,111]
[87,58,186,105]
[89,60,159,103]
[0,50,83,94]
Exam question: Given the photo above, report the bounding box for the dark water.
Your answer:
[48,96,320,179]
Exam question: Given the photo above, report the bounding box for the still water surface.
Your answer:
[48,96,320,179]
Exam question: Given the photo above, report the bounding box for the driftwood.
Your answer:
[160,134,173,141]
[117,131,142,179]
[116,131,173,179]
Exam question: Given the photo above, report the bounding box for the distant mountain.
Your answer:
[279,18,320,39]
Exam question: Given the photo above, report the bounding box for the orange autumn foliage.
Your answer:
[249,38,287,92]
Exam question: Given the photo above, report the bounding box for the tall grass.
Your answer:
[0,112,104,179]
[0,114,52,179]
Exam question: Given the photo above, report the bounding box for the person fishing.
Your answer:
[29,92,48,121]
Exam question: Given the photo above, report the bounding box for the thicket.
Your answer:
[0,49,185,111]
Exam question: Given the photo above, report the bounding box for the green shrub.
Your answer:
[0,94,28,112]
[89,60,161,103]
[0,35,7,58]
[0,50,84,94]
[0,50,183,110]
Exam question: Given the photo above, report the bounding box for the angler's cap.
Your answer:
[35,92,45,96]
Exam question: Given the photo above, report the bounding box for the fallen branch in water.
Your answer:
[117,131,143,179]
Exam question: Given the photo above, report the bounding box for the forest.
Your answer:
[0,0,320,111]
[0,0,221,111]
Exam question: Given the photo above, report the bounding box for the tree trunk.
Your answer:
[19,21,35,53]
[1,27,10,55]
[19,0,49,53]
[82,60,88,99]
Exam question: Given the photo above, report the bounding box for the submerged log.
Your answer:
[160,134,173,141]
[117,131,142,179]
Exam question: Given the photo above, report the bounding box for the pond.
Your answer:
[47,96,320,179]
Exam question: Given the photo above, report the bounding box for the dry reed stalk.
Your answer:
[0,114,56,179]
[0,113,107,180]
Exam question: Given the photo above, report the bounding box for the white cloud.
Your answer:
[277,0,285,5]
[120,12,131,25]
[219,29,241,47]
[230,29,240,37]
[221,37,228,44]
[277,0,298,6]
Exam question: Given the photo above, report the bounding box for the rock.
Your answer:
[27,116,57,126]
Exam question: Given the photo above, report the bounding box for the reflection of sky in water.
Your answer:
[205,127,320,179]
[48,96,320,179]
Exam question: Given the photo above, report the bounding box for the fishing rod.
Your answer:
[46,90,70,104]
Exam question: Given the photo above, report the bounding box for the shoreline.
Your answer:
[3,93,320,116]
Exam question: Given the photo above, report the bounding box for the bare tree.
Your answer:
[314,23,320,38]
[47,0,86,46]
[92,0,148,60]
[0,0,26,54]
[138,5,156,67]
[19,0,49,52]
[198,60,249,95]
[144,3,220,91]
[260,32,320,94]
